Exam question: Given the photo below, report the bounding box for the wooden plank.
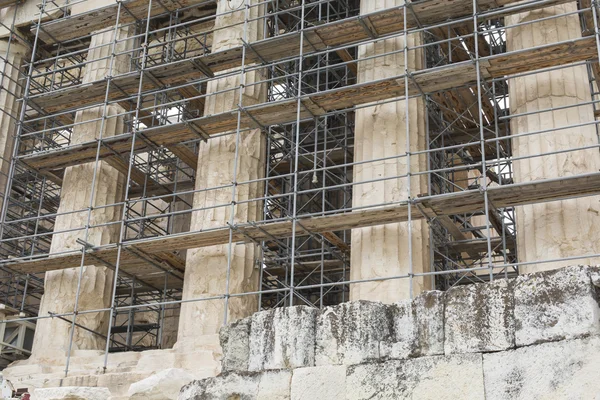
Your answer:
[36,0,216,44]
[30,0,578,113]
[21,36,599,172]
[0,0,19,9]
[4,172,600,281]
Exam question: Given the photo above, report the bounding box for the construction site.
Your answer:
[0,0,597,397]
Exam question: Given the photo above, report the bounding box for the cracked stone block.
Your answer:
[346,353,484,399]
[444,279,515,354]
[483,336,600,399]
[220,316,252,371]
[382,291,445,359]
[291,365,346,400]
[514,265,600,347]
[249,306,318,371]
[179,372,260,400]
[178,370,291,400]
[315,301,392,365]
[32,387,112,400]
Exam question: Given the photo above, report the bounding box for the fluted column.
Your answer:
[176,0,266,346]
[507,5,600,274]
[31,28,131,360]
[350,0,430,302]
[0,40,27,223]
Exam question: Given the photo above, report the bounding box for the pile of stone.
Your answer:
[181,265,600,399]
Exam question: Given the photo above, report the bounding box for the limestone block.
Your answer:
[176,350,221,379]
[444,279,515,354]
[316,301,392,366]
[105,351,141,370]
[60,374,99,388]
[346,354,484,400]
[94,372,149,398]
[220,316,251,371]
[256,370,292,400]
[249,306,318,371]
[31,386,111,400]
[291,365,346,400]
[128,368,195,400]
[483,336,600,399]
[179,370,290,400]
[137,349,178,372]
[382,291,445,359]
[412,291,445,356]
[514,266,600,347]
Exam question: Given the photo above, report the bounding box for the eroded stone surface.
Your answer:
[346,353,485,400]
[249,306,317,371]
[315,301,391,366]
[178,370,291,400]
[220,316,251,371]
[514,266,600,346]
[444,279,514,354]
[483,336,600,399]
[382,291,445,359]
[32,386,111,400]
[128,368,195,400]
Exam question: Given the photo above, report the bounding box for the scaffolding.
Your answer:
[0,0,598,376]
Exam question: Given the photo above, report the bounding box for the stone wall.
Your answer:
[180,265,600,399]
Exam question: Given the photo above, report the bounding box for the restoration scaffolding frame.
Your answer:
[0,0,598,375]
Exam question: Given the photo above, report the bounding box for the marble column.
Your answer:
[507,5,600,274]
[0,40,27,223]
[31,28,131,360]
[176,0,266,346]
[350,0,430,302]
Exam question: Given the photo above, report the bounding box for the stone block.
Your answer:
[382,291,445,359]
[346,354,484,400]
[291,365,346,400]
[179,372,260,400]
[176,350,221,378]
[220,316,251,371]
[483,336,600,399]
[444,279,514,354]
[31,387,112,400]
[412,290,445,356]
[249,306,318,371]
[179,370,290,400]
[315,301,392,365]
[137,349,178,372]
[96,372,149,398]
[257,370,292,400]
[128,368,195,400]
[514,266,600,347]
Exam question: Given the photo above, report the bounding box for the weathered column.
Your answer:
[0,40,27,222]
[507,5,600,274]
[350,0,430,302]
[31,29,131,360]
[176,0,266,346]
